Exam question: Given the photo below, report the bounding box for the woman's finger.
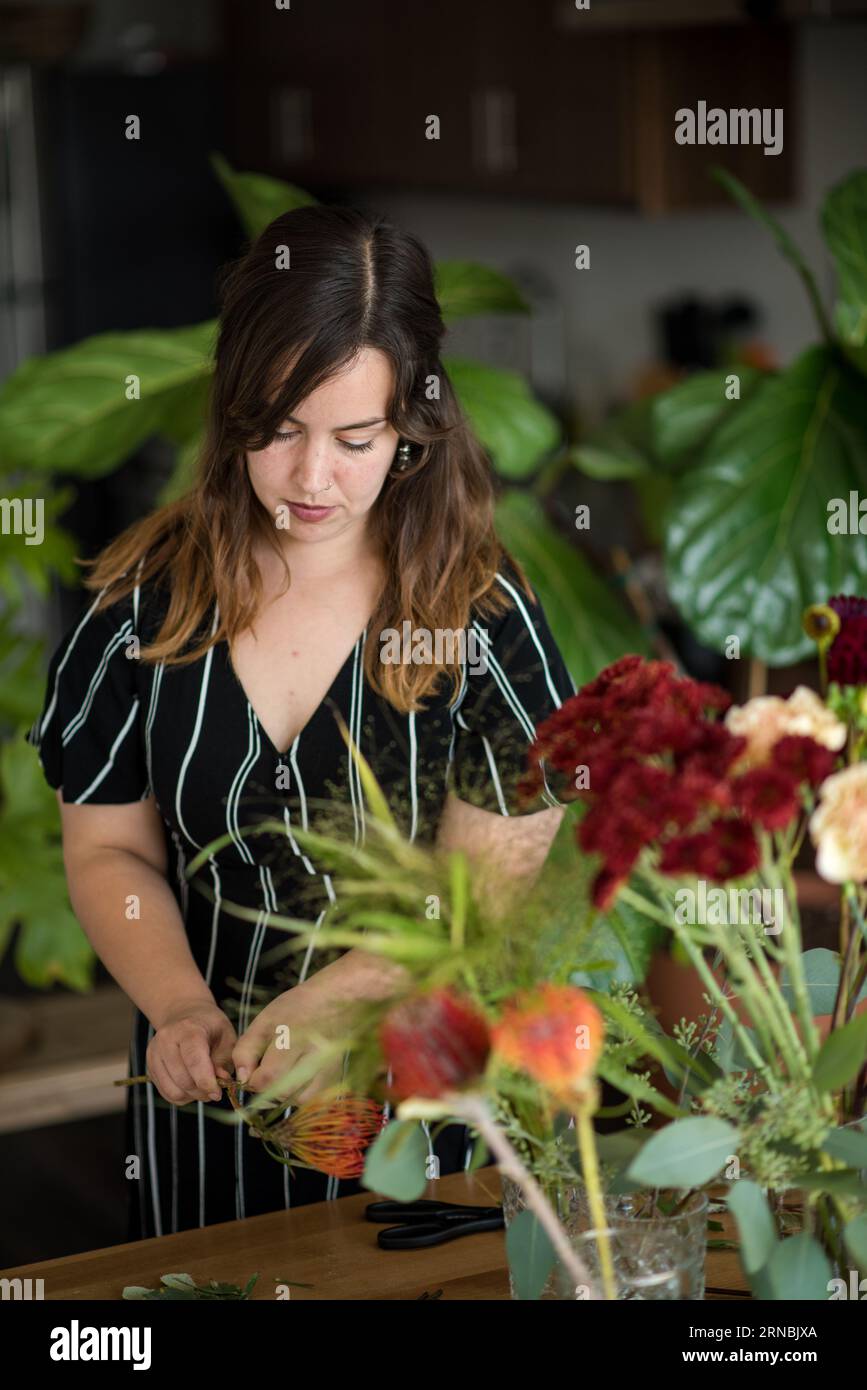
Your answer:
[178,1033,222,1100]
[231,1025,271,1086]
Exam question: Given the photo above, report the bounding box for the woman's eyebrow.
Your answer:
[283,414,387,431]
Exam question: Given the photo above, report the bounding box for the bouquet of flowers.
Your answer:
[518,597,867,1297]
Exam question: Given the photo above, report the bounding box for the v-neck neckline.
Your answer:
[223,628,367,761]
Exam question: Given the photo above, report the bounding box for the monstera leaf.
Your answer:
[0,322,217,477]
[665,346,867,664]
[495,488,651,685]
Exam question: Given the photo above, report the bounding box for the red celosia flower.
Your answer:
[269,1095,384,1179]
[379,989,490,1100]
[827,596,867,686]
[492,984,604,1096]
[733,768,800,830]
[660,819,759,881]
[772,734,835,788]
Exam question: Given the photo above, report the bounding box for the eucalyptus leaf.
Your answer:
[665,347,867,665]
[812,1009,867,1094]
[361,1120,429,1202]
[765,1233,833,1301]
[726,1180,777,1278]
[781,948,841,1018]
[626,1116,740,1188]
[505,1208,556,1301]
[821,1126,867,1168]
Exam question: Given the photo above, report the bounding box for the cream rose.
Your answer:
[725,686,847,768]
[810,764,867,883]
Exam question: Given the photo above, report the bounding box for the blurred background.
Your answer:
[2,0,867,1266]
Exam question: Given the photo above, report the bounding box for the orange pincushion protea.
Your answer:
[491,984,604,1096]
[268,1095,384,1179]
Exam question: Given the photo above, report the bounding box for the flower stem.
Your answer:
[573,1093,618,1301]
[453,1093,602,1300]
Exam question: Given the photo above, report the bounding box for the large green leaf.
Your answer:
[651,366,763,470]
[210,152,317,241]
[0,322,217,477]
[0,737,94,989]
[434,262,528,322]
[495,488,651,686]
[0,486,79,604]
[446,358,560,479]
[822,170,867,350]
[570,397,655,481]
[780,948,842,1017]
[626,1115,740,1188]
[821,1125,867,1168]
[665,347,867,664]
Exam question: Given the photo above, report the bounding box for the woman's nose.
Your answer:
[293,440,332,495]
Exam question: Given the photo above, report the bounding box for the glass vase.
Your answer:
[501,1176,708,1301]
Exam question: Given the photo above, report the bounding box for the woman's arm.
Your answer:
[58,790,236,1103]
[234,793,565,1096]
[436,790,565,912]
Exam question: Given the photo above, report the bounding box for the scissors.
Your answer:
[365,1198,505,1249]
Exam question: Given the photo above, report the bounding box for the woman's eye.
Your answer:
[339,439,375,454]
[273,430,298,442]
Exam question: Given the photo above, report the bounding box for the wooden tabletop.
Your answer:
[0,1170,749,1301]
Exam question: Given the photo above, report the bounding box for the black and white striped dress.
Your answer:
[26,559,575,1240]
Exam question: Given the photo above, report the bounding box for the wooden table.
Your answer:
[0,1170,749,1300]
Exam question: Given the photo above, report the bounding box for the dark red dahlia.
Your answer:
[732,768,801,830]
[827,596,867,686]
[660,819,759,881]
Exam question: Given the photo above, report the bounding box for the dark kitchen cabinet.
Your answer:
[220,0,795,210]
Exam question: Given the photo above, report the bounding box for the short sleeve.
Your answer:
[25,591,150,804]
[449,570,576,815]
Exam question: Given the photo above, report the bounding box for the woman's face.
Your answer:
[245,347,400,544]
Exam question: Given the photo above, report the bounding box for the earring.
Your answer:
[393,441,412,473]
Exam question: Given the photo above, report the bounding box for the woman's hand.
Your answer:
[231,982,343,1103]
[147,997,238,1105]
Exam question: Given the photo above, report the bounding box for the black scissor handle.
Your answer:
[365,1199,501,1224]
[377,1212,505,1249]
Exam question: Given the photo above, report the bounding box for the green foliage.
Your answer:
[362,1120,430,1202]
[666,347,867,664]
[505,1208,556,1300]
[626,1116,741,1188]
[210,152,317,239]
[434,261,529,322]
[495,488,651,687]
[812,1010,867,1093]
[0,737,93,990]
[123,1271,263,1300]
[446,358,559,479]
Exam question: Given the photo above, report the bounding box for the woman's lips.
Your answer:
[287,501,337,523]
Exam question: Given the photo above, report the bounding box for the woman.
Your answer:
[27,205,574,1240]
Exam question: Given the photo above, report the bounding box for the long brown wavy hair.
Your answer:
[82,204,533,710]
